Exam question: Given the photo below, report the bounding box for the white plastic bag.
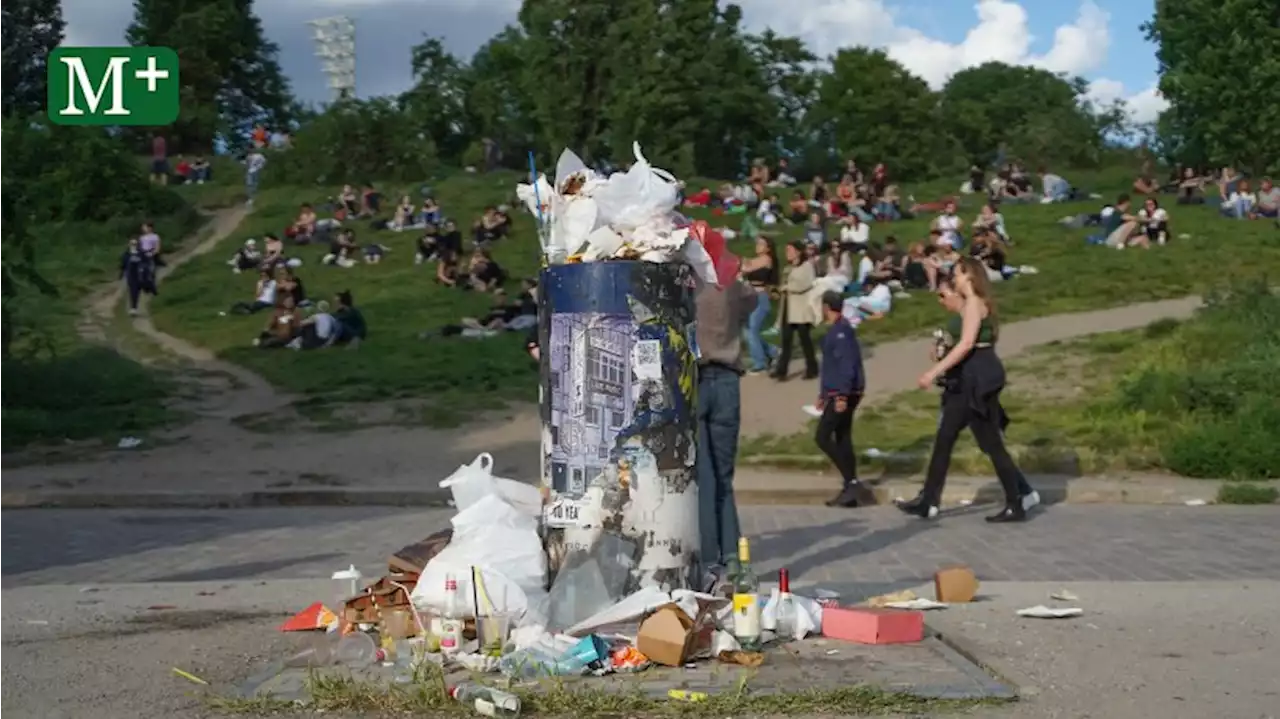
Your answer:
[593,142,680,230]
[414,494,548,618]
[439,453,542,517]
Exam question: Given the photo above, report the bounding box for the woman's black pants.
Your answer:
[921,389,1028,507]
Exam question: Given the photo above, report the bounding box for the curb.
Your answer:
[1,477,1226,510]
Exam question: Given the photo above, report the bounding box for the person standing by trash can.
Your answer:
[772,240,819,381]
[694,276,757,579]
[814,291,865,508]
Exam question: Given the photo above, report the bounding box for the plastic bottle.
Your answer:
[450,683,522,718]
[439,574,464,655]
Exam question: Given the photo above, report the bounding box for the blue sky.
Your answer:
[60,0,1166,121]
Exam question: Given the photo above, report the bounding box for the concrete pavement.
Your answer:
[4,503,1279,719]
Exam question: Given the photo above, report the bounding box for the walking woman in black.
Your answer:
[119,237,156,317]
[897,257,1035,523]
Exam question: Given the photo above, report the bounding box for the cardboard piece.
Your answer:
[934,565,979,603]
[636,601,717,667]
[821,606,924,645]
[389,529,453,575]
[344,573,418,625]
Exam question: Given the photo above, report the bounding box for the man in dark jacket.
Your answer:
[815,291,865,507]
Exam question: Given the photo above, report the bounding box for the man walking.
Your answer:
[815,291,865,508]
[694,276,757,578]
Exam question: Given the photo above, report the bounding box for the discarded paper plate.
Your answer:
[884,598,948,611]
[1016,604,1083,619]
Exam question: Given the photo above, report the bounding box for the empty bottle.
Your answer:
[450,683,521,718]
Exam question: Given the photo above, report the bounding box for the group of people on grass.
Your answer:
[1132,165,1280,220]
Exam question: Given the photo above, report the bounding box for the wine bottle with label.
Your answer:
[731,537,762,650]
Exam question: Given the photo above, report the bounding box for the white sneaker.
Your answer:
[1022,490,1041,511]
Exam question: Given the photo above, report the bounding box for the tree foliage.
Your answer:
[126,0,298,153]
[1144,0,1280,172]
[1,0,65,118]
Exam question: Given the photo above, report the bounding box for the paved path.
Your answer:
[6,504,1276,590]
[740,295,1204,436]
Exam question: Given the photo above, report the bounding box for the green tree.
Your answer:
[1,0,65,118]
[940,62,1104,167]
[807,48,958,179]
[126,0,297,152]
[518,0,618,162]
[269,98,439,186]
[746,30,818,155]
[402,37,474,163]
[465,27,538,166]
[1144,0,1280,173]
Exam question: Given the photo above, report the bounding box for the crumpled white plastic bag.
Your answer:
[413,493,547,619]
[592,142,680,231]
[761,588,823,641]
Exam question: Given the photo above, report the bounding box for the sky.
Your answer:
[60,0,1168,124]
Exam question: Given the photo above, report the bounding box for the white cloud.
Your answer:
[739,0,1161,123]
[1086,78,1169,124]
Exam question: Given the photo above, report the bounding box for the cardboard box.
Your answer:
[390,529,452,574]
[637,604,694,667]
[934,565,979,603]
[344,573,419,625]
[821,606,924,645]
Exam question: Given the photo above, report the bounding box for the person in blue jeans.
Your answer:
[694,277,757,579]
[739,237,780,373]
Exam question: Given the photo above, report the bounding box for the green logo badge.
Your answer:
[47,47,179,126]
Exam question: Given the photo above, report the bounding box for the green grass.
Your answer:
[741,282,1280,480]
[211,666,1004,717]
[2,209,203,448]
[149,163,1279,425]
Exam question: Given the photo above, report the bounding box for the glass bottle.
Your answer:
[439,574,464,656]
[731,537,762,650]
[774,568,797,641]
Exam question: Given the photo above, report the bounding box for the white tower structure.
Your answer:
[308,16,357,101]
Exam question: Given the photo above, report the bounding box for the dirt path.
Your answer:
[739,295,1204,437]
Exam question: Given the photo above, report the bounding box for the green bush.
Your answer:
[1111,280,1280,479]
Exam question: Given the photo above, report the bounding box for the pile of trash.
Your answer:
[516,143,739,287]
[276,453,1080,713]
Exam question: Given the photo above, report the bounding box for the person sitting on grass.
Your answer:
[190,156,211,184]
[230,269,277,315]
[1256,178,1280,218]
[466,248,507,291]
[803,212,827,248]
[416,224,443,264]
[436,248,461,287]
[843,276,893,325]
[360,184,381,217]
[323,229,358,268]
[931,235,962,273]
[770,157,797,187]
[809,175,829,208]
[254,295,299,349]
[756,193,780,225]
[333,290,367,347]
[1217,166,1243,200]
[297,300,338,350]
[420,196,441,225]
[339,185,360,215]
[1175,166,1206,205]
[423,279,540,339]
[392,195,421,231]
[261,233,288,271]
[1221,178,1257,219]
[931,200,965,248]
[969,232,1009,280]
[1133,174,1159,195]
[363,242,390,264]
[287,203,318,244]
[876,237,906,284]
[972,203,1010,245]
[1138,197,1170,245]
[839,213,869,248]
[1101,194,1146,249]
[276,265,308,307]
[228,238,261,273]
[786,191,809,224]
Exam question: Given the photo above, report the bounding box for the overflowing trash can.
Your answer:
[537,259,700,593]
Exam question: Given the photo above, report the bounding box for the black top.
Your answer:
[743,264,776,286]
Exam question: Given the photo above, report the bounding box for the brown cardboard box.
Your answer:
[934,565,979,603]
[389,529,452,574]
[636,604,696,667]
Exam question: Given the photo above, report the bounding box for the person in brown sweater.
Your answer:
[694,276,756,581]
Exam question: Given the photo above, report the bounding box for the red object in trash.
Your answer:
[280,602,339,632]
[688,220,740,287]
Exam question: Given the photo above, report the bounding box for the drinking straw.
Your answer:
[470,565,482,618]
[528,151,545,228]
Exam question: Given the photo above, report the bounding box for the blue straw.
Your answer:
[528,151,545,228]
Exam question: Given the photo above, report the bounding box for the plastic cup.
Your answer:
[476,612,513,657]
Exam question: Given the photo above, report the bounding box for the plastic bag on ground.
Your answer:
[761,588,822,641]
[540,533,637,632]
[413,494,547,618]
[592,142,680,231]
[438,453,541,517]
